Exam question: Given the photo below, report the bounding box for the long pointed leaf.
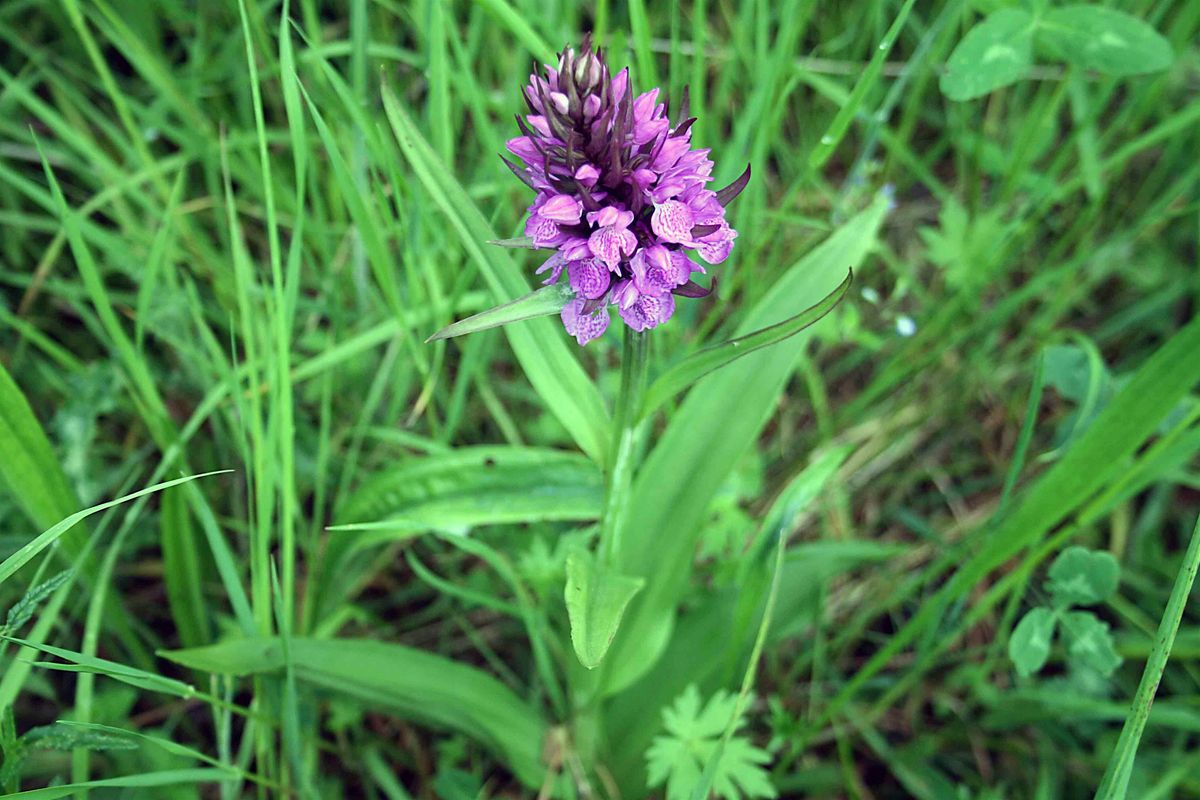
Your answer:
[640,271,852,420]
[4,635,196,698]
[162,637,547,787]
[427,282,575,342]
[312,447,602,622]
[605,191,890,694]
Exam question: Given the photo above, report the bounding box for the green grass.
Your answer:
[1,1,1199,797]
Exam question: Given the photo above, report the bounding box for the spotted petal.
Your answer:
[651,200,695,244]
[568,258,613,299]
[561,296,611,345]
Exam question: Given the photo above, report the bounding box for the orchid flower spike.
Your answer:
[504,36,751,345]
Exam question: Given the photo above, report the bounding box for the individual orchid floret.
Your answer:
[503,36,751,345]
[568,258,613,299]
[561,296,611,345]
[587,206,638,267]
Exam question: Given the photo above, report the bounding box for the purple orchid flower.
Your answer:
[504,37,750,345]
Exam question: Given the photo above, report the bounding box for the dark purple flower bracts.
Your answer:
[505,38,750,345]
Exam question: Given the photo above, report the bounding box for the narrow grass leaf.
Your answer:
[160,486,211,649]
[1095,514,1200,799]
[293,75,412,341]
[4,769,230,799]
[471,0,555,62]
[0,471,229,587]
[690,533,787,800]
[985,689,1200,733]
[406,550,520,618]
[757,445,856,546]
[627,0,658,88]
[809,0,916,168]
[5,635,195,698]
[55,722,231,773]
[0,362,78,530]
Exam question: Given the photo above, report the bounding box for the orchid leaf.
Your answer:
[639,271,852,421]
[163,637,548,787]
[426,282,575,342]
[605,191,890,695]
[487,236,538,249]
[565,548,645,669]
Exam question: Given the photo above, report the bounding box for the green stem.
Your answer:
[574,328,648,782]
[599,328,648,567]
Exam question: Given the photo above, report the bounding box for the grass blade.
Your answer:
[4,769,231,799]
[689,533,786,800]
[1095,513,1200,799]
[0,360,78,531]
[472,0,555,62]
[0,471,229,587]
[808,0,916,169]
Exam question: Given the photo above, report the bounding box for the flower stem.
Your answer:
[599,327,648,566]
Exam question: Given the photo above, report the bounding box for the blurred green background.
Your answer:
[0,0,1198,797]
